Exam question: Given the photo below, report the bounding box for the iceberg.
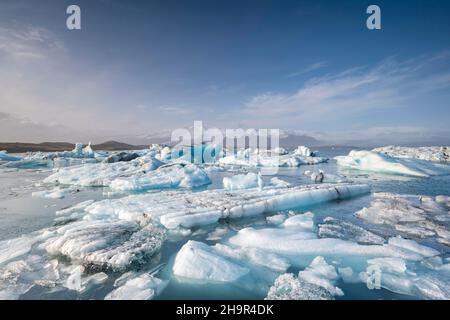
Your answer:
[104,273,167,300]
[172,241,250,282]
[75,183,369,229]
[219,148,328,168]
[43,155,165,187]
[297,256,343,297]
[335,150,450,177]
[356,193,450,246]
[373,146,449,163]
[109,163,211,191]
[45,221,166,271]
[294,146,313,157]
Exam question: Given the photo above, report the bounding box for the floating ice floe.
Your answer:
[219,148,328,168]
[45,220,166,271]
[0,151,22,162]
[356,193,450,246]
[373,146,450,163]
[43,155,165,187]
[104,272,167,300]
[335,150,450,177]
[303,170,346,183]
[76,183,370,229]
[222,172,264,190]
[172,240,289,283]
[103,151,140,163]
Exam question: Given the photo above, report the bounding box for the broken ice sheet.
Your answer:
[356,193,450,246]
[373,146,450,163]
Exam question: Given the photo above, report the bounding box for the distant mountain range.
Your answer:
[0,141,148,153]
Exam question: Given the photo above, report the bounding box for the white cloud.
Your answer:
[243,54,450,128]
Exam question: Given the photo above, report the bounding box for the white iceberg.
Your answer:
[294,146,313,157]
[373,146,449,163]
[298,256,343,297]
[104,273,167,300]
[109,164,211,191]
[335,150,450,177]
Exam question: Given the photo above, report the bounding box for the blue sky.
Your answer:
[0,0,449,144]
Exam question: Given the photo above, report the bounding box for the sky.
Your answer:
[0,0,449,145]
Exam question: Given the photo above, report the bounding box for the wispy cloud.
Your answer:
[287,61,328,78]
[244,53,450,129]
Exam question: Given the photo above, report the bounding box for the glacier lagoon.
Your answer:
[0,146,449,300]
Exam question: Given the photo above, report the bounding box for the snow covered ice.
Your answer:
[104,273,167,300]
[335,150,450,177]
[356,193,450,246]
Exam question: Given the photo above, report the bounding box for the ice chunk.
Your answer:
[335,150,450,177]
[266,273,334,300]
[373,146,450,163]
[318,217,385,245]
[109,164,211,191]
[356,193,450,245]
[298,256,343,296]
[282,212,315,231]
[45,221,166,270]
[32,187,75,199]
[79,183,369,229]
[103,152,140,163]
[294,146,313,157]
[172,241,250,282]
[269,177,291,188]
[0,151,22,162]
[223,172,261,190]
[104,273,167,300]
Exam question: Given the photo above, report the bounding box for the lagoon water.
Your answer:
[1,147,449,300]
